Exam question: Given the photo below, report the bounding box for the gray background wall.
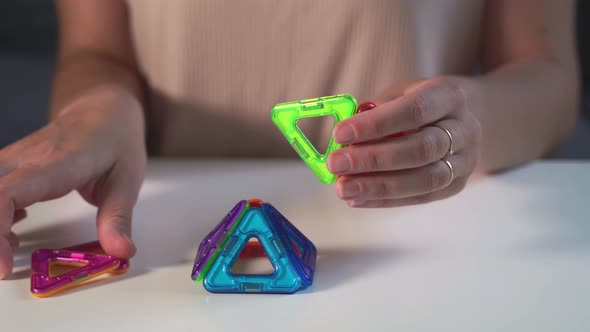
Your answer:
[0,2,588,158]
[0,1,56,148]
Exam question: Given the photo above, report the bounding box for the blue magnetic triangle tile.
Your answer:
[202,204,315,294]
[262,203,317,287]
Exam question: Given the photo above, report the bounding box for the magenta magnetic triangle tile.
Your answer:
[61,240,129,272]
[30,249,121,298]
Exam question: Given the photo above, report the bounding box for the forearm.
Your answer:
[463,57,579,173]
[51,0,145,119]
[49,52,145,119]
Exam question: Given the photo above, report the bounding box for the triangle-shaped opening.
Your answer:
[231,238,275,275]
[48,261,88,278]
[296,115,336,155]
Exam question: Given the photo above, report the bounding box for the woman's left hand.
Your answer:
[328,77,482,208]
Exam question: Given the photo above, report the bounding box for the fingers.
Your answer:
[13,209,27,224]
[335,153,476,203]
[333,77,465,144]
[0,164,77,212]
[8,210,26,251]
[0,173,16,279]
[371,79,420,105]
[332,78,479,208]
[0,161,95,279]
[328,120,470,175]
[8,232,18,249]
[0,185,14,279]
[0,236,13,279]
[95,161,143,259]
[0,193,15,239]
[0,165,73,244]
[0,166,55,279]
[0,214,19,281]
[0,163,15,178]
[350,177,469,208]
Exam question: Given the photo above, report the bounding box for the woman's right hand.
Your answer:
[0,85,147,279]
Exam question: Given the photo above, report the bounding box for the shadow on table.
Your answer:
[307,247,411,293]
[494,162,590,255]
[10,216,107,281]
[10,159,335,287]
[10,214,152,287]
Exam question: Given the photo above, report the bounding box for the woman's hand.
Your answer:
[328,77,482,208]
[0,86,146,279]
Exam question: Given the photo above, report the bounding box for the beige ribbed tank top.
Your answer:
[126,0,484,157]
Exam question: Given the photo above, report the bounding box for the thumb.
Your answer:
[95,162,142,259]
[371,79,429,105]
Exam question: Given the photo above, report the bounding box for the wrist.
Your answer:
[52,84,147,148]
[53,83,142,118]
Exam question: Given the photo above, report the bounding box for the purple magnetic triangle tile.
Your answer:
[262,203,317,286]
[191,200,247,280]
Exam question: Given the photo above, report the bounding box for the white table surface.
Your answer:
[1,159,589,332]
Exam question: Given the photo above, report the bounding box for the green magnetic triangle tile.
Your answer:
[271,94,358,184]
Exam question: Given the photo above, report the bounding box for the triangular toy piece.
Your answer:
[62,240,130,273]
[271,94,357,184]
[30,249,122,298]
[191,200,248,282]
[201,200,317,294]
[262,203,316,286]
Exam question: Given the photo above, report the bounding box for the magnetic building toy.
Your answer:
[272,95,416,184]
[30,241,129,298]
[192,199,317,294]
[271,94,358,184]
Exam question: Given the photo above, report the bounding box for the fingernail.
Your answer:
[120,231,132,243]
[338,181,360,199]
[120,232,137,256]
[328,153,351,173]
[346,200,366,207]
[334,124,355,144]
[113,224,135,249]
